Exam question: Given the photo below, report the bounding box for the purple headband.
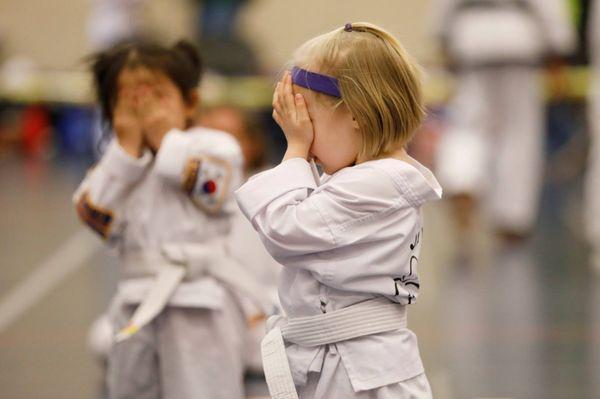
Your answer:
[291,66,341,98]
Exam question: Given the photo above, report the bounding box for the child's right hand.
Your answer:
[272,71,314,160]
[137,86,185,152]
[113,88,144,158]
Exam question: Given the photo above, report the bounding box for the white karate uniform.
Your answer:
[432,0,575,232]
[586,1,600,246]
[74,127,248,399]
[235,157,443,398]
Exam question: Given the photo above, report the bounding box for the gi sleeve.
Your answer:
[154,128,244,215]
[235,158,404,260]
[73,139,152,240]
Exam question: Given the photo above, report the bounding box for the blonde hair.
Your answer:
[293,22,425,159]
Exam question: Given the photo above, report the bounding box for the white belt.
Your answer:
[261,298,407,399]
[115,243,274,342]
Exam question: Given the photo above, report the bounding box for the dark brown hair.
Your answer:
[89,40,203,127]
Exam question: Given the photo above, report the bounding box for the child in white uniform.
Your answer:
[235,23,442,398]
[74,41,256,399]
[430,0,575,239]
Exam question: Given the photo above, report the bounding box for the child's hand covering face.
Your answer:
[114,67,195,155]
[272,70,361,174]
[137,84,187,152]
[113,87,144,157]
[272,71,314,160]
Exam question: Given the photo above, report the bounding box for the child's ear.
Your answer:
[352,116,360,130]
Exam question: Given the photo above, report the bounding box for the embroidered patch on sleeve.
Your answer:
[182,155,232,215]
[76,192,114,238]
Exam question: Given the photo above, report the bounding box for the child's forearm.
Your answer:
[74,140,151,239]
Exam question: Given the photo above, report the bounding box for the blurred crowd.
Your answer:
[0,1,597,251]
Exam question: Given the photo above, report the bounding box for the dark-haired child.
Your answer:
[74,40,254,399]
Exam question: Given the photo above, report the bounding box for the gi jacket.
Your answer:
[431,0,575,66]
[74,127,243,309]
[235,157,443,391]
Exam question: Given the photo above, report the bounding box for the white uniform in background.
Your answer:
[87,0,146,50]
[235,157,442,399]
[227,205,282,373]
[431,0,576,232]
[586,1,600,268]
[74,127,250,399]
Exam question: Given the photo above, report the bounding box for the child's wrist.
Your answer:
[283,142,310,161]
[118,136,143,158]
[144,124,173,152]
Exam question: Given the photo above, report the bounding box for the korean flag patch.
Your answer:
[182,155,232,214]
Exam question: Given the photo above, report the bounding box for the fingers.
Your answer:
[272,109,282,126]
[115,87,135,112]
[271,72,314,153]
[120,88,135,104]
[136,86,160,119]
[273,71,295,112]
[272,71,313,136]
[273,71,302,122]
[113,94,137,125]
[272,82,283,115]
[294,93,310,124]
[282,71,296,119]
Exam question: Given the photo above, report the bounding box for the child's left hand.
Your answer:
[137,86,186,152]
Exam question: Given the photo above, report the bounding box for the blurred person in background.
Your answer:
[87,0,147,51]
[85,0,149,370]
[586,0,600,271]
[194,0,260,75]
[201,104,282,375]
[201,105,269,175]
[431,0,576,243]
[75,40,269,399]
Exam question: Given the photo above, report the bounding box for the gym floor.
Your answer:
[0,151,598,399]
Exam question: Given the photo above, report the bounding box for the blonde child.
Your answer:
[74,40,262,399]
[235,23,442,398]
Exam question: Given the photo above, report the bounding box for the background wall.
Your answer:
[0,0,437,71]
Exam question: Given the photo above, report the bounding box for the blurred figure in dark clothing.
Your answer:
[195,0,260,75]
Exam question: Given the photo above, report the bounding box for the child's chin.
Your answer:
[321,164,338,175]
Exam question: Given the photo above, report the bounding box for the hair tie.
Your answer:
[344,23,353,32]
